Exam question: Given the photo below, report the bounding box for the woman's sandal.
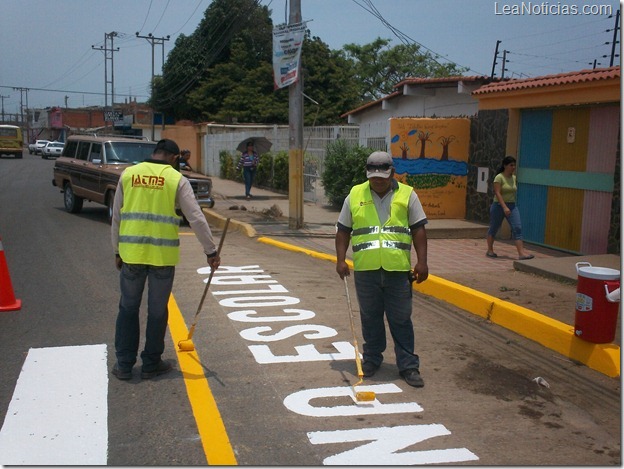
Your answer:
[486,252,498,258]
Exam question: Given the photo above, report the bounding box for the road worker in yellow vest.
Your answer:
[110,138,220,381]
[335,151,429,388]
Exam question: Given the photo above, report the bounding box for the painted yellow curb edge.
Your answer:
[257,236,620,378]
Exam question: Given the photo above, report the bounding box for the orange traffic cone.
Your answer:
[0,237,21,312]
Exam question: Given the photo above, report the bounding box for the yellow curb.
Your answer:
[257,235,620,378]
[202,208,257,237]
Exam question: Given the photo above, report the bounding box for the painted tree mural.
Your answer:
[438,135,457,160]
[417,131,433,158]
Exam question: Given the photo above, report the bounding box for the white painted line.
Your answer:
[0,344,108,465]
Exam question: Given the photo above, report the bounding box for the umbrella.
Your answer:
[236,136,272,155]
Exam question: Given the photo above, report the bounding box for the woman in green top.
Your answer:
[486,156,534,260]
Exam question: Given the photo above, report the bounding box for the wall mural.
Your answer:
[389,117,470,219]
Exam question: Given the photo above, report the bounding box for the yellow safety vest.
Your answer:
[119,162,182,266]
[349,181,413,272]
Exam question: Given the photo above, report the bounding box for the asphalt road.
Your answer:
[0,150,620,465]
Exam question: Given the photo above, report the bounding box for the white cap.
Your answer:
[366,151,393,178]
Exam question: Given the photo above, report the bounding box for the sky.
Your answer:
[1,0,620,114]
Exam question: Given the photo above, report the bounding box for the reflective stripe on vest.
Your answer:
[349,181,413,271]
[119,162,182,266]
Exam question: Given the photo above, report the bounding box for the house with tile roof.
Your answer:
[341,76,497,149]
[471,66,620,255]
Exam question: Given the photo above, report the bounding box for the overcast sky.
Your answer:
[1,0,620,113]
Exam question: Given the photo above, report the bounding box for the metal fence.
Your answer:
[202,124,387,204]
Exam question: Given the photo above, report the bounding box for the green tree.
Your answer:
[343,38,468,101]
[152,0,273,120]
[322,140,371,206]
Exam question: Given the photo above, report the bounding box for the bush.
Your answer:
[255,153,273,187]
[219,150,243,182]
[322,140,371,206]
[272,151,289,191]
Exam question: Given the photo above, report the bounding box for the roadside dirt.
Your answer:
[443,269,577,324]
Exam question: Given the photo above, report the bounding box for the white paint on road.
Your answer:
[308,424,479,465]
[0,344,108,465]
[284,384,423,416]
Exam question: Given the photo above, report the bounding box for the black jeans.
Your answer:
[115,263,175,371]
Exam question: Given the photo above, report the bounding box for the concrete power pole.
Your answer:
[288,0,304,229]
[12,87,29,139]
[136,32,170,141]
[0,94,8,122]
[92,32,119,128]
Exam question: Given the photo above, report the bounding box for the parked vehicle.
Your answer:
[41,141,64,159]
[32,139,50,155]
[0,125,23,158]
[52,134,215,224]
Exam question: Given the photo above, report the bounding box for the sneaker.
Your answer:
[112,364,132,380]
[141,360,173,379]
[400,368,424,388]
[362,361,380,377]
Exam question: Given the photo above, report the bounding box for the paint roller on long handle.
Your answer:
[178,218,230,352]
[343,276,376,403]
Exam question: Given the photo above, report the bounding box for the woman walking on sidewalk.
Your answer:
[486,155,534,260]
[237,141,259,200]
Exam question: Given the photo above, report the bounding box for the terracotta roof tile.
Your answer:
[342,75,499,117]
[473,66,620,95]
[394,75,494,89]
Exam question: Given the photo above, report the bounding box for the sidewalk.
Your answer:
[201,177,621,377]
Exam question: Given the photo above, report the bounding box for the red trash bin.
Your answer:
[574,262,621,344]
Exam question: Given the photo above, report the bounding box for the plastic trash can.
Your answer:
[574,262,621,343]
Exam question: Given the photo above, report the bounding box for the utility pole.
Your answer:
[288,0,304,229]
[12,87,29,139]
[609,9,620,66]
[92,32,119,128]
[500,50,509,79]
[136,32,170,141]
[490,40,501,78]
[0,94,9,123]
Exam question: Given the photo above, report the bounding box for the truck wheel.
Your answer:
[106,190,115,224]
[63,183,84,213]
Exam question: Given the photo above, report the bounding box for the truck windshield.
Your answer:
[105,142,157,164]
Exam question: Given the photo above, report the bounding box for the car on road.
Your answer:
[41,141,64,159]
[31,139,50,155]
[52,134,215,223]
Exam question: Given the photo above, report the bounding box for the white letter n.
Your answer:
[307,424,479,465]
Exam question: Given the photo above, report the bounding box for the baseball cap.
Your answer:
[366,151,394,178]
[155,138,180,156]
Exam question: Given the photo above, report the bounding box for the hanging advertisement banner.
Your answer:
[272,22,306,89]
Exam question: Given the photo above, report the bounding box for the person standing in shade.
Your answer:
[486,155,534,260]
[179,149,193,171]
[335,151,429,388]
[111,138,221,380]
[236,141,259,200]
